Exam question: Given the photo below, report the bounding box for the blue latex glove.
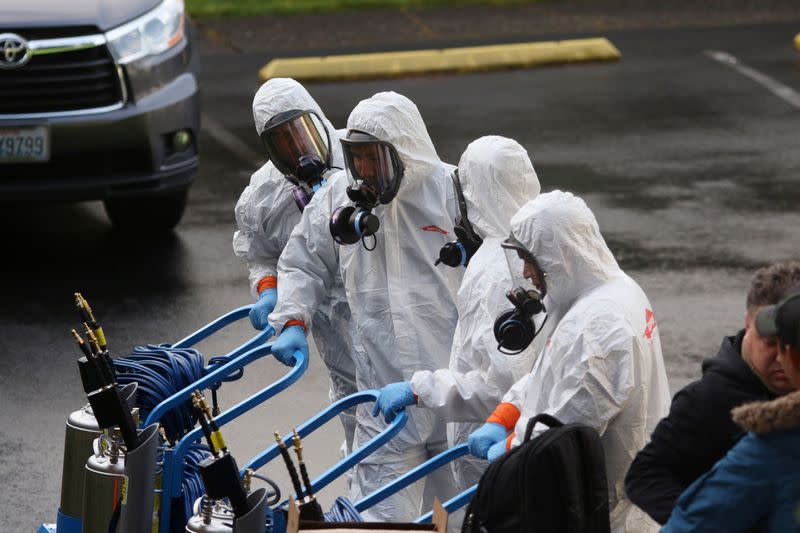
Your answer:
[371,381,416,423]
[468,422,507,459]
[271,325,308,366]
[249,288,278,330]
[487,439,508,462]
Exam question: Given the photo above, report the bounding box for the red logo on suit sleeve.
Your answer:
[421,225,449,235]
[644,308,657,339]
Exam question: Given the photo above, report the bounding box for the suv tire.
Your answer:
[104,189,189,232]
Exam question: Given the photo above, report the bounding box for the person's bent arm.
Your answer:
[233,167,297,297]
[411,339,532,422]
[411,273,539,422]
[268,173,343,332]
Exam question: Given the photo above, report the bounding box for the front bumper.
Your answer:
[0,34,200,202]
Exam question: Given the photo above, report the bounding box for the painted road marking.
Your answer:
[201,113,262,168]
[261,38,620,82]
[705,50,800,109]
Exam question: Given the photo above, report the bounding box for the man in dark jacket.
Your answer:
[625,260,800,524]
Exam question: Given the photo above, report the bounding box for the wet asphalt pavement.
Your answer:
[2,10,800,530]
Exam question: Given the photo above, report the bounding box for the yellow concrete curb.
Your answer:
[259,37,621,83]
[795,33,800,50]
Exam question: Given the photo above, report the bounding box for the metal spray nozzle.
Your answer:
[83,323,100,354]
[71,328,92,358]
[291,429,304,461]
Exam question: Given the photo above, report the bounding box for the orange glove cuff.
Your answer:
[486,402,521,431]
[505,432,515,451]
[256,275,278,294]
[284,320,307,333]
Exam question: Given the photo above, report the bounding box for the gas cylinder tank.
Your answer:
[59,404,101,520]
[185,497,235,533]
[82,431,126,533]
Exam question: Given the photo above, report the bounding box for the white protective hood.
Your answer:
[502,190,670,533]
[459,135,540,240]
[345,91,440,195]
[252,77,343,166]
[511,190,620,316]
[234,78,345,293]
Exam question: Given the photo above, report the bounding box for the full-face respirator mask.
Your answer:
[329,130,405,251]
[493,238,547,354]
[260,109,336,212]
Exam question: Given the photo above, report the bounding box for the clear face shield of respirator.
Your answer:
[329,131,405,250]
[260,109,332,211]
[493,237,547,354]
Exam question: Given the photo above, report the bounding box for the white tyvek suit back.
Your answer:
[409,136,542,490]
[411,136,542,418]
[232,78,357,447]
[502,191,670,533]
[459,136,541,240]
[270,92,464,521]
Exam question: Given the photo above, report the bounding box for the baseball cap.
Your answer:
[755,285,800,349]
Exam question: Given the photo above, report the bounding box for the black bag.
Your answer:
[461,414,610,533]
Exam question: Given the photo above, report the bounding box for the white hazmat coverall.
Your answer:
[270,92,464,521]
[500,190,671,533]
[232,78,357,450]
[409,136,542,490]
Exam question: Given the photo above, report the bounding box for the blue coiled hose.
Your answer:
[113,344,211,528]
[324,497,363,523]
[113,344,205,442]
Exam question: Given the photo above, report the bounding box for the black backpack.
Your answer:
[461,413,611,533]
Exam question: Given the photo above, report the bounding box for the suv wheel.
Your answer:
[104,189,188,232]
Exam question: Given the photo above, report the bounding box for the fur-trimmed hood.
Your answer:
[732,389,800,434]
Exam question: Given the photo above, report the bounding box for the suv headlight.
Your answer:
[105,0,185,64]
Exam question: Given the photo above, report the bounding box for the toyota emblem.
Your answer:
[0,33,31,69]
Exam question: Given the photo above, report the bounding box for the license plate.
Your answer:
[0,126,50,163]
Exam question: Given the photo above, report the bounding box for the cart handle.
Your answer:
[172,304,273,360]
[243,390,408,499]
[416,485,478,524]
[156,347,307,533]
[354,443,470,512]
[145,340,275,427]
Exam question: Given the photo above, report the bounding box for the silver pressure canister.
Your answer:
[82,430,126,533]
[185,496,235,533]
[185,489,268,533]
[59,383,137,523]
[59,404,101,520]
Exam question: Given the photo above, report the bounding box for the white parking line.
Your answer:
[705,50,800,109]
[201,113,262,167]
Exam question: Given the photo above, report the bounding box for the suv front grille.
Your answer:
[0,43,123,115]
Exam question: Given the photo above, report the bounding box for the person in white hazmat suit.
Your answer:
[370,135,544,492]
[268,92,464,521]
[467,190,671,533]
[232,78,357,451]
